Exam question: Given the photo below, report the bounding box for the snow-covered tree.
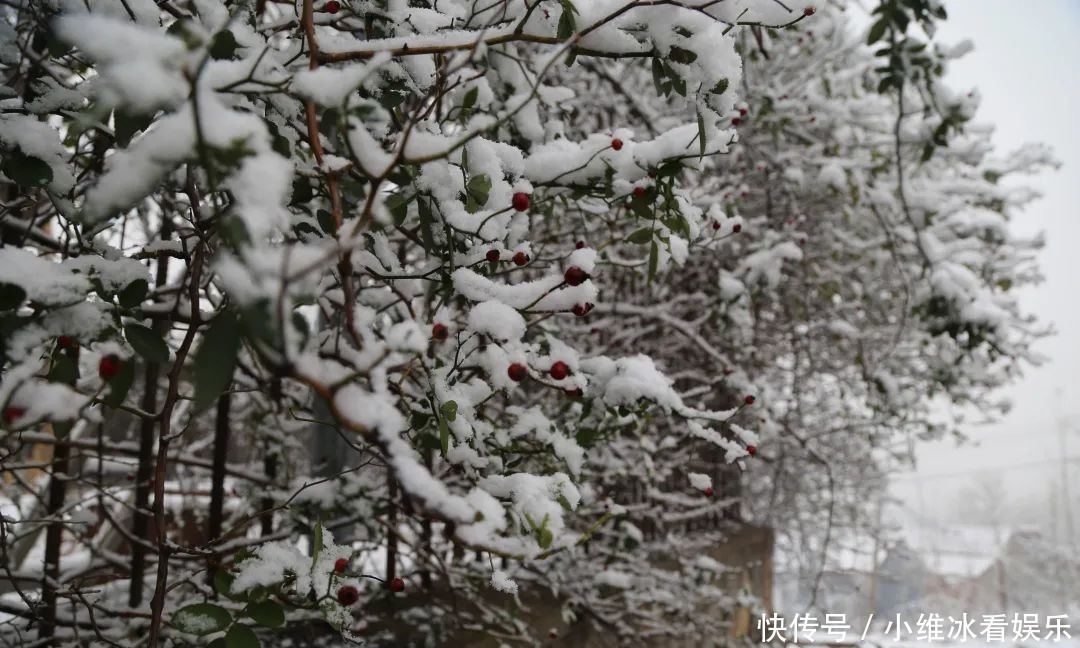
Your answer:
[0,0,1050,645]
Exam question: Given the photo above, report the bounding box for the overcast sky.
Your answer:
[887,1,1080,537]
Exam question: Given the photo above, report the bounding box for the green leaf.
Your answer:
[668,46,698,64]
[48,354,78,385]
[417,197,436,251]
[867,18,888,45]
[651,58,666,96]
[103,359,136,408]
[440,400,458,422]
[671,75,687,97]
[312,521,324,561]
[460,87,478,120]
[629,197,653,220]
[466,174,491,208]
[213,570,238,600]
[172,603,232,636]
[0,283,26,310]
[316,209,336,234]
[165,18,202,50]
[626,228,653,244]
[118,279,149,308]
[290,178,313,205]
[538,526,553,549]
[225,623,260,648]
[125,324,169,364]
[438,416,450,456]
[647,240,659,283]
[114,110,155,147]
[386,193,409,226]
[291,311,310,341]
[210,29,239,60]
[246,601,284,628]
[2,149,52,187]
[696,111,707,158]
[557,3,576,39]
[192,313,240,413]
[709,78,729,95]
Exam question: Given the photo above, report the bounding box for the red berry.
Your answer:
[611,138,623,151]
[632,186,647,198]
[565,387,583,399]
[99,355,122,380]
[549,361,570,381]
[57,335,75,349]
[743,394,755,405]
[575,241,585,249]
[389,577,405,592]
[746,444,758,456]
[432,323,448,341]
[507,363,528,382]
[513,251,529,267]
[337,585,359,606]
[324,0,341,13]
[486,249,501,263]
[511,192,530,212]
[571,304,589,317]
[2,406,26,424]
[739,107,749,117]
[731,117,742,126]
[334,558,348,573]
[712,221,721,230]
[732,223,742,233]
[563,266,588,286]
[803,5,815,16]
[704,487,714,497]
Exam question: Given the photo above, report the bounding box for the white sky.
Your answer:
[888,1,1080,534]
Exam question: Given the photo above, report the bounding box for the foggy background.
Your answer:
[887,0,1080,558]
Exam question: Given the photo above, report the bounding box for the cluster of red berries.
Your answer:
[508,361,576,386]
[485,249,530,266]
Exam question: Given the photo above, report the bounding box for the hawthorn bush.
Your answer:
[0,0,1049,646]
